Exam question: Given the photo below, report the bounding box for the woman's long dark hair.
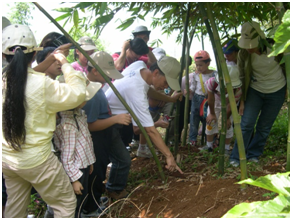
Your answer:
[2,46,35,151]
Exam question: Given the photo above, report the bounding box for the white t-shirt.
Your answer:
[190,71,215,96]
[105,61,154,127]
[250,48,286,93]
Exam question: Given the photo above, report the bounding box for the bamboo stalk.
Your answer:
[284,49,290,171]
[174,3,191,156]
[201,2,248,180]
[33,2,166,181]
[199,3,226,176]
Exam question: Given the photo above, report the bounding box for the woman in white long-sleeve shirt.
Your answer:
[2,24,86,218]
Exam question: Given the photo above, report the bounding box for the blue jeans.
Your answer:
[189,94,206,141]
[230,86,286,162]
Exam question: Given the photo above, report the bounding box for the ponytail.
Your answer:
[2,46,34,151]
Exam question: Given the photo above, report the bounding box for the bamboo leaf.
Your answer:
[54,12,72,22]
[100,2,107,15]
[117,18,135,31]
[53,7,73,13]
[74,2,94,9]
[73,10,79,28]
[92,13,114,26]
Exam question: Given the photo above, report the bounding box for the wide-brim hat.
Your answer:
[58,73,102,101]
[238,21,266,49]
[215,65,242,88]
[2,24,43,55]
[78,36,97,51]
[88,51,123,79]
[132,25,151,35]
[157,56,181,91]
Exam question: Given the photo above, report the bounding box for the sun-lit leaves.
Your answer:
[73,10,79,28]
[269,10,290,57]
[53,7,73,13]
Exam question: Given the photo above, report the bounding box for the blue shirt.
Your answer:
[83,89,111,123]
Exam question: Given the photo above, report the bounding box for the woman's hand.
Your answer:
[72,180,83,195]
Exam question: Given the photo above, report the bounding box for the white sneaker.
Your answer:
[136,145,153,158]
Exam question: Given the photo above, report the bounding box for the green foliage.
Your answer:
[27,193,47,217]
[222,172,290,218]
[269,10,290,57]
[7,2,34,25]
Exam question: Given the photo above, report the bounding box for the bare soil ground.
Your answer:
[105,145,287,218]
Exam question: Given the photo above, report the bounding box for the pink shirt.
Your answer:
[53,109,96,182]
[71,61,88,74]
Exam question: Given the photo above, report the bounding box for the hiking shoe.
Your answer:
[248,157,259,163]
[80,206,108,218]
[198,145,212,152]
[136,146,153,158]
[130,140,139,149]
[107,189,129,200]
[230,160,240,167]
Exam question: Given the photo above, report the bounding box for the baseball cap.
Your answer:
[157,56,181,91]
[215,65,242,88]
[2,16,11,30]
[222,39,240,54]
[2,24,43,55]
[238,21,266,49]
[78,36,97,51]
[58,72,102,101]
[88,51,123,79]
[194,50,210,61]
[152,47,166,60]
[132,25,151,35]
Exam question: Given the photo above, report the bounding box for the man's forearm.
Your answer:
[147,87,174,102]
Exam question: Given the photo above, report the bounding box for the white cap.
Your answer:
[88,51,123,79]
[2,24,43,55]
[152,47,166,60]
[78,36,97,51]
[58,72,102,101]
[215,65,242,88]
[238,21,266,49]
[157,56,181,91]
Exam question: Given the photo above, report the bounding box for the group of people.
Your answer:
[183,21,286,169]
[2,15,286,219]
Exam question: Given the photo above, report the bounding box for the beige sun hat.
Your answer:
[88,51,123,79]
[2,24,43,55]
[238,21,266,49]
[215,65,242,88]
[58,72,102,101]
[78,36,97,51]
[157,56,181,91]
[152,47,166,60]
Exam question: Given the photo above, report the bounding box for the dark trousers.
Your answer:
[75,167,90,217]
[84,125,131,213]
[119,123,134,146]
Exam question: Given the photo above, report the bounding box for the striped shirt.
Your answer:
[206,77,242,107]
[53,108,96,182]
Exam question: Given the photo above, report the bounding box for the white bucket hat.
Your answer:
[238,21,266,49]
[215,65,242,89]
[88,51,123,79]
[157,56,181,91]
[78,36,97,51]
[2,24,43,55]
[58,72,102,101]
[132,25,151,35]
